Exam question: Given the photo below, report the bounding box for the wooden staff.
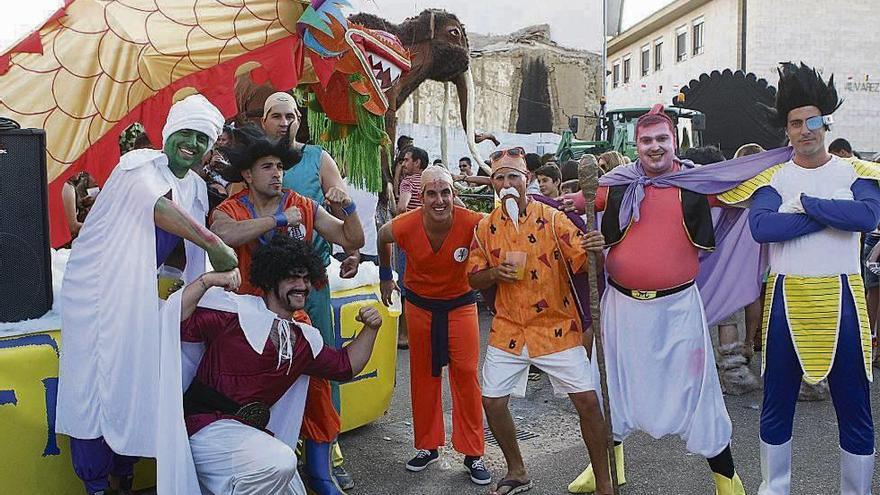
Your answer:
[578,154,619,494]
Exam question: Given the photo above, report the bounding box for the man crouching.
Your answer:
[179,235,382,494]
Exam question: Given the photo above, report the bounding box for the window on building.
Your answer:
[640,46,650,77]
[692,18,704,55]
[654,39,663,71]
[612,62,620,88]
[676,28,687,62]
[623,57,631,84]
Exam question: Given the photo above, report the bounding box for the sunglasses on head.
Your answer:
[490,147,526,162]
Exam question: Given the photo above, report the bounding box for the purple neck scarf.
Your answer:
[599,146,793,228]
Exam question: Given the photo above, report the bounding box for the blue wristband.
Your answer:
[342,202,357,216]
[273,212,288,228]
[379,266,394,281]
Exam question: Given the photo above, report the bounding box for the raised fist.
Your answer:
[283,206,303,227]
[355,306,383,330]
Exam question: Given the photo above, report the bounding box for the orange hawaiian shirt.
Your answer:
[467,200,586,357]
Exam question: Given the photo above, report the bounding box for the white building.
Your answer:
[606,0,880,155]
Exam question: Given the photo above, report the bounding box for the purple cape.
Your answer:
[597,147,792,325]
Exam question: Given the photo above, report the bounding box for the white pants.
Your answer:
[189,419,306,495]
[482,345,595,398]
[597,285,733,457]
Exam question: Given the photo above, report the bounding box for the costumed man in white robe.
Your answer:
[56,94,237,495]
[720,63,877,495]
[177,234,383,494]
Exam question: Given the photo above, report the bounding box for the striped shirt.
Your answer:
[400,172,423,211]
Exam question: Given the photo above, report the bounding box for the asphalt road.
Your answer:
[339,306,880,495]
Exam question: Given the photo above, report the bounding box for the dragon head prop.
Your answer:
[293,0,411,192]
[298,0,410,117]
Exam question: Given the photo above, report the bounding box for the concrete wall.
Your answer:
[396,55,518,134]
[397,122,561,173]
[549,53,604,138]
[396,45,602,140]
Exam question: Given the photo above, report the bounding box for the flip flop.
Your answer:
[492,478,532,495]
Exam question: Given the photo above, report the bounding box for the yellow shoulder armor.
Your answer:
[717,163,785,205]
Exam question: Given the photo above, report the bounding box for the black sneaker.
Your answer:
[406,449,439,472]
[464,456,492,485]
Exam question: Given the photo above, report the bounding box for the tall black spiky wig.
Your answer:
[218,135,302,183]
[767,62,843,128]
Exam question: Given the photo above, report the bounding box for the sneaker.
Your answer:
[333,465,355,490]
[406,449,439,472]
[464,456,492,485]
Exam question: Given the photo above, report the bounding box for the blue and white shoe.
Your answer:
[464,456,492,485]
[405,449,439,472]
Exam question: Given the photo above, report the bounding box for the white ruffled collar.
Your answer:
[196,288,323,357]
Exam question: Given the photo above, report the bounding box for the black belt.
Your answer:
[608,278,694,301]
[403,289,478,377]
[183,380,270,430]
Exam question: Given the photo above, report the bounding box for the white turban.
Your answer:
[161,94,225,148]
[421,165,454,191]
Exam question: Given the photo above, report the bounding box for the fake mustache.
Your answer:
[499,187,520,199]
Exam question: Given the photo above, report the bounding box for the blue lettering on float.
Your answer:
[0,390,17,406]
[42,378,60,456]
[331,293,381,383]
[0,334,63,456]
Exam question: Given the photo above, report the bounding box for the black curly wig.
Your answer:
[250,235,327,294]
[767,62,842,129]
[218,134,302,183]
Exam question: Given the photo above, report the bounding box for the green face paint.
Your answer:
[164,129,210,178]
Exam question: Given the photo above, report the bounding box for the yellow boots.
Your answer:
[567,443,626,493]
[713,472,745,495]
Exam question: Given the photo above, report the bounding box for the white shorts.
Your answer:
[481,345,595,398]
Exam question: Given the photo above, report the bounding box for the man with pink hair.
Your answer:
[568,105,746,495]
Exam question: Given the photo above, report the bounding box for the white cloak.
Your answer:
[56,149,208,457]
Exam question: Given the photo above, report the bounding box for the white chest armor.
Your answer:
[768,157,861,276]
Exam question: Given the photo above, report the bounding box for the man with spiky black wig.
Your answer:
[208,135,365,493]
[723,62,879,494]
[177,235,383,494]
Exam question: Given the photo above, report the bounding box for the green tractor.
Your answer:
[556,106,706,162]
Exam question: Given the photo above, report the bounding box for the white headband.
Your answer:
[420,165,454,192]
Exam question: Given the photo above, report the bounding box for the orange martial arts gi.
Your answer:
[391,206,485,456]
[211,188,339,442]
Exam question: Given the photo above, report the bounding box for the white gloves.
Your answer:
[778,195,805,214]
[778,189,853,214]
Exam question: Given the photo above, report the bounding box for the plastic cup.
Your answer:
[157,265,184,300]
[505,251,527,280]
[387,290,402,316]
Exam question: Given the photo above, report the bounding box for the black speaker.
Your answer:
[0,128,53,322]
